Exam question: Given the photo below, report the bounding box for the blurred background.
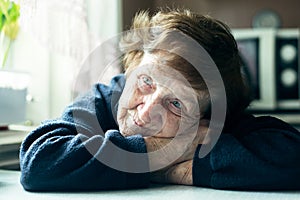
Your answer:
[0,0,299,126]
[122,0,300,29]
[0,0,299,170]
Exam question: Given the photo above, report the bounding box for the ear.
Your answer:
[197,119,210,144]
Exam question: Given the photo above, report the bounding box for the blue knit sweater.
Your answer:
[19,75,300,191]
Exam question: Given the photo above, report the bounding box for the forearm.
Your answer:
[20,122,150,191]
[143,119,210,186]
[143,126,204,185]
[151,160,193,185]
[193,128,300,190]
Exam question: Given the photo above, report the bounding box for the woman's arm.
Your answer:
[20,75,150,191]
[143,120,209,185]
[150,160,193,185]
[147,115,300,190]
[193,115,300,190]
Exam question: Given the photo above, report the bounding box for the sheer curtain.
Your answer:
[19,0,95,62]
[14,0,122,123]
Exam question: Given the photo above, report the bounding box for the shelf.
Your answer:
[0,126,33,170]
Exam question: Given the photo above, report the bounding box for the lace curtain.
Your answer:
[18,0,122,92]
[13,0,122,122]
[17,0,93,62]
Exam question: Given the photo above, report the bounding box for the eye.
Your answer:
[171,100,181,109]
[142,75,153,86]
[168,99,183,116]
[138,75,154,93]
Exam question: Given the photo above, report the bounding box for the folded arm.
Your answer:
[145,116,300,190]
[193,116,300,190]
[20,76,150,191]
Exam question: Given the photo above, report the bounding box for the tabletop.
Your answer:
[0,169,299,200]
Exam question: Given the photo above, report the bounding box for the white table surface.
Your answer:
[0,170,299,200]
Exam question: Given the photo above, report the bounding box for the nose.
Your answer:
[136,97,165,125]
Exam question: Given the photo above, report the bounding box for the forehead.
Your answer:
[140,53,190,82]
[129,53,198,99]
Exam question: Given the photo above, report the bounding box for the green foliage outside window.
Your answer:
[0,0,20,68]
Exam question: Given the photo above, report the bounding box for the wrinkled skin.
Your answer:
[117,53,209,185]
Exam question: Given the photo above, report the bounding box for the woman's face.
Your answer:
[117,53,201,138]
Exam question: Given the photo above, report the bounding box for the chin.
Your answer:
[119,120,160,137]
[118,117,140,137]
[119,126,136,137]
[119,123,147,137]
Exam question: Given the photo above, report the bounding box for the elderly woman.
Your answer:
[20,8,300,191]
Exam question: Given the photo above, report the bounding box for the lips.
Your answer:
[122,110,164,137]
[133,114,145,127]
[123,109,164,137]
[126,109,144,127]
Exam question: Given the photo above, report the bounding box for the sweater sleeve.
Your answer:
[19,75,150,191]
[192,115,300,190]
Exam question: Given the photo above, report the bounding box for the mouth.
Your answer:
[134,119,141,127]
[127,109,144,127]
[120,110,143,132]
[121,109,163,137]
[133,115,145,127]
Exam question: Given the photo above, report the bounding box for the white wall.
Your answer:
[7,0,122,125]
[8,30,50,125]
[87,0,122,40]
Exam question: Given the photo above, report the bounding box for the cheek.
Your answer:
[128,91,141,108]
[119,83,142,109]
[160,113,181,137]
[163,114,199,137]
[117,86,141,133]
[117,105,126,123]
